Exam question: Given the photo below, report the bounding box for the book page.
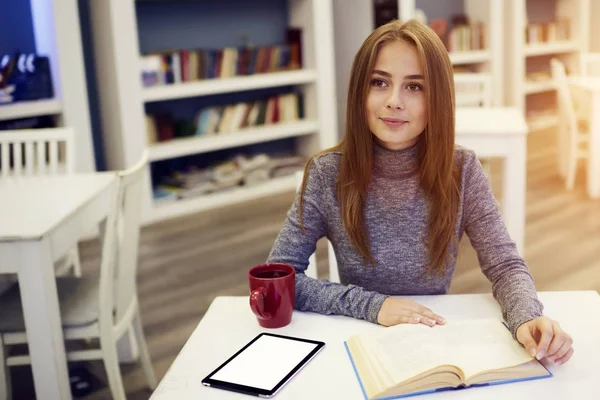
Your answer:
[441,319,534,379]
[358,324,457,385]
[353,319,533,386]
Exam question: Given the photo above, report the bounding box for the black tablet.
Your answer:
[202,333,325,398]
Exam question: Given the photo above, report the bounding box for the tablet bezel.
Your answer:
[201,332,325,398]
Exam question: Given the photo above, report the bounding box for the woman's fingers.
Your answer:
[547,324,573,362]
[420,307,446,325]
[399,310,442,327]
[554,347,574,365]
[394,312,430,326]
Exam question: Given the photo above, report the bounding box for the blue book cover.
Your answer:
[344,321,553,400]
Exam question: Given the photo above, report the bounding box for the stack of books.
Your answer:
[152,153,306,203]
[146,92,304,144]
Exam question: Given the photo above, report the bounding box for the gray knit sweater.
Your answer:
[267,141,543,337]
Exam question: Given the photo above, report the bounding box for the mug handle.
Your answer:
[250,287,272,320]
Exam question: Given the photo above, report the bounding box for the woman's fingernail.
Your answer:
[439,318,446,324]
[413,316,420,322]
[536,350,545,360]
[529,348,537,357]
[429,319,436,325]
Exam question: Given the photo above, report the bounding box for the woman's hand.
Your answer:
[516,316,574,365]
[377,297,446,327]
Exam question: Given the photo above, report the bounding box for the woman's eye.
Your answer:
[406,83,423,91]
[371,78,387,87]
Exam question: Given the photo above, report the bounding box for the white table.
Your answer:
[0,173,117,400]
[455,107,528,254]
[151,291,600,399]
[568,76,600,198]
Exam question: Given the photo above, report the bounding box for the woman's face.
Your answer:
[365,40,427,151]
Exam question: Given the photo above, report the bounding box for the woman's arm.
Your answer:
[267,158,388,323]
[461,150,544,338]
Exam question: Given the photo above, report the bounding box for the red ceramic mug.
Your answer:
[249,263,295,328]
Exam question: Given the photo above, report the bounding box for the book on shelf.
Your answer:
[428,15,486,53]
[345,318,552,400]
[525,19,570,45]
[140,28,304,87]
[145,91,304,144]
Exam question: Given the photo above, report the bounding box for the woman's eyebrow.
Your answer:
[372,69,392,77]
[371,70,424,80]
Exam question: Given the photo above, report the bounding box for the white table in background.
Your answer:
[0,173,117,400]
[455,107,528,254]
[568,76,600,199]
[151,291,600,399]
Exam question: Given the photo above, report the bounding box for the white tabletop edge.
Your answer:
[0,172,117,241]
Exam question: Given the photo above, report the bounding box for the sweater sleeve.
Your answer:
[462,150,544,338]
[266,158,388,323]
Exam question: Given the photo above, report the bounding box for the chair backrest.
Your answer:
[295,170,339,283]
[98,151,148,330]
[580,52,600,76]
[551,58,578,134]
[453,72,492,108]
[0,127,75,177]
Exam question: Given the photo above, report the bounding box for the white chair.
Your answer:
[0,127,82,288]
[551,58,589,190]
[295,170,339,283]
[454,72,492,108]
[0,151,156,400]
[580,52,600,76]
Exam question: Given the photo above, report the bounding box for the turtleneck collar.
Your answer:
[372,138,420,179]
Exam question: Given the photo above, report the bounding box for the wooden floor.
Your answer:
[8,128,600,399]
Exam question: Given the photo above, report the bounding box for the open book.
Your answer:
[344,318,552,399]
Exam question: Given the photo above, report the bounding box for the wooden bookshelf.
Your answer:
[505,0,590,131]
[143,69,318,102]
[449,50,491,65]
[525,79,556,94]
[148,120,319,162]
[151,174,297,223]
[90,0,338,224]
[524,40,579,57]
[0,99,62,122]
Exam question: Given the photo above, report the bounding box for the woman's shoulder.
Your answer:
[310,150,343,178]
[454,145,479,169]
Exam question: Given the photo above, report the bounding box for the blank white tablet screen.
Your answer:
[211,335,319,391]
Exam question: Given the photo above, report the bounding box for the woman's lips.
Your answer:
[380,117,408,128]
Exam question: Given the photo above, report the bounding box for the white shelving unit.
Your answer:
[0,99,62,121]
[153,174,297,221]
[399,0,504,105]
[504,0,590,132]
[89,0,338,224]
[148,120,319,162]
[0,0,96,172]
[143,69,318,102]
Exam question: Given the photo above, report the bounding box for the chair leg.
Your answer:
[70,246,83,278]
[566,145,578,191]
[132,312,157,390]
[100,335,127,400]
[0,337,11,400]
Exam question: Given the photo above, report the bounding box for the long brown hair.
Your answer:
[299,19,462,276]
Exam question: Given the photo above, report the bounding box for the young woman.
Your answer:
[267,19,573,365]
